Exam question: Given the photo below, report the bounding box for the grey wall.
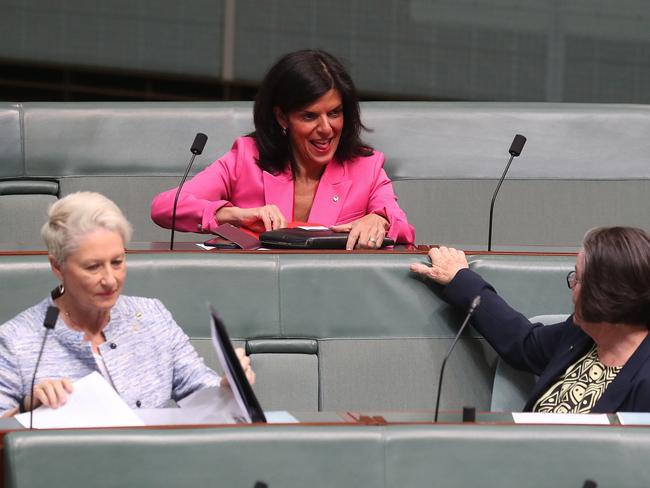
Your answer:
[1,0,649,102]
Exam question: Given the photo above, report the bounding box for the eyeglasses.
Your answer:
[566,270,581,289]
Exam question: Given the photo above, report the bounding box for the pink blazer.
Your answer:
[151,136,415,244]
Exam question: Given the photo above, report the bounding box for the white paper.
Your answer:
[136,407,298,425]
[196,243,273,251]
[512,412,610,425]
[176,385,242,423]
[298,226,329,230]
[15,372,144,429]
[264,411,299,423]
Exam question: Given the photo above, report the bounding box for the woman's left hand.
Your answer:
[410,246,469,285]
[331,214,390,250]
[220,347,256,387]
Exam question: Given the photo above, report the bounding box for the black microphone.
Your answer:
[170,132,208,250]
[487,134,526,251]
[434,295,481,422]
[582,481,597,488]
[253,483,269,488]
[29,305,59,429]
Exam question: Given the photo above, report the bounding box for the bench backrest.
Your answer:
[2,102,649,247]
[0,251,574,412]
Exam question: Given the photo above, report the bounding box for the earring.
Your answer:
[281,127,287,136]
[50,283,65,300]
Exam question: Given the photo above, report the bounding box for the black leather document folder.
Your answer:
[260,227,394,249]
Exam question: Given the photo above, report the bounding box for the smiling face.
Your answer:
[50,228,127,317]
[274,88,344,176]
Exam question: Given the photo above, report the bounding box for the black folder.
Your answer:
[209,305,266,423]
[259,227,394,249]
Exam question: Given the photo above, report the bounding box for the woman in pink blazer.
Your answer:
[151,50,415,248]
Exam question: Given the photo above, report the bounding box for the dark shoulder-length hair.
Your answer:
[251,49,372,174]
[578,226,650,327]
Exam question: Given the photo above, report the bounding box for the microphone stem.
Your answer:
[170,153,198,251]
[29,328,51,430]
[488,154,515,252]
[434,304,477,423]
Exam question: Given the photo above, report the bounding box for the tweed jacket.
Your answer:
[0,295,220,414]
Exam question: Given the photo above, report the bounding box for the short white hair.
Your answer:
[41,192,133,264]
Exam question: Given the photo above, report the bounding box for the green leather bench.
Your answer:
[0,251,574,413]
[5,423,649,488]
[2,101,649,247]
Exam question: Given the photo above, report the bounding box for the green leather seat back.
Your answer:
[4,426,385,488]
[0,103,21,178]
[362,102,650,247]
[4,102,650,247]
[468,255,574,318]
[0,252,576,413]
[0,103,58,245]
[385,424,650,488]
[21,102,254,242]
[6,424,650,488]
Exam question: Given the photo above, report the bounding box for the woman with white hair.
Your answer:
[0,192,254,417]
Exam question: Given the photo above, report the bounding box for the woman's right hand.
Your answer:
[216,205,288,232]
[25,378,74,411]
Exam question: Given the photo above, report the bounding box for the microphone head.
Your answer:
[582,481,597,488]
[44,306,59,330]
[190,133,208,155]
[470,295,481,311]
[508,134,527,157]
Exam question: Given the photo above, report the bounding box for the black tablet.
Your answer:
[209,305,266,423]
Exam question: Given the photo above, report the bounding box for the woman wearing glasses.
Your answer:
[410,226,650,413]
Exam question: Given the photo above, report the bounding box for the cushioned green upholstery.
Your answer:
[0,194,59,245]
[3,426,384,488]
[384,424,650,488]
[0,103,21,178]
[469,255,574,318]
[20,102,255,243]
[318,338,496,411]
[2,102,650,246]
[363,102,650,180]
[251,353,319,410]
[393,178,650,247]
[0,257,58,321]
[22,102,253,176]
[6,424,650,488]
[0,252,577,413]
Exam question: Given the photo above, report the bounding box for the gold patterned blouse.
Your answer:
[533,344,621,413]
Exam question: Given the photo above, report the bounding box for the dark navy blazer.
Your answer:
[443,269,650,413]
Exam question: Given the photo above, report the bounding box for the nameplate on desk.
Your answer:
[512,412,610,425]
[616,412,650,425]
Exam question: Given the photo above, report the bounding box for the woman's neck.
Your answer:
[292,155,327,183]
[586,322,649,367]
[55,296,110,336]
